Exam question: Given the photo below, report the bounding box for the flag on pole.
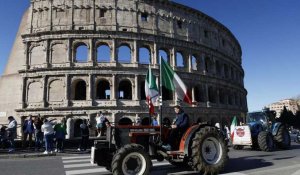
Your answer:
[230,116,238,141]
[145,66,159,115]
[161,58,192,104]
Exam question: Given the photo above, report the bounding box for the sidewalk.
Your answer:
[0,148,91,159]
[0,136,104,159]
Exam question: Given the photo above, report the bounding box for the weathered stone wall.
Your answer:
[0,0,247,138]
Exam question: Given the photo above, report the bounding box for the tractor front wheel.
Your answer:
[191,126,228,175]
[274,126,291,149]
[111,144,152,175]
[258,131,274,152]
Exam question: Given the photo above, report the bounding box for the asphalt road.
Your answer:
[1,142,300,175]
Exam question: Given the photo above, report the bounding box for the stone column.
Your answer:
[134,75,139,100]
[67,39,73,66]
[25,42,30,70]
[66,118,74,139]
[201,53,206,75]
[188,54,192,72]
[153,43,158,65]
[88,74,93,105]
[111,113,116,126]
[205,84,210,107]
[49,0,53,31]
[21,77,26,109]
[133,40,138,65]
[42,76,47,108]
[88,113,96,137]
[65,74,70,107]
[191,87,195,102]
[45,40,50,68]
[111,39,117,63]
[111,74,116,100]
[88,39,95,64]
[170,48,176,68]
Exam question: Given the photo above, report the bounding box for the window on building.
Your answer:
[96,80,110,99]
[118,80,132,100]
[204,30,209,38]
[118,45,131,63]
[141,12,148,22]
[100,9,107,18]
[177,20,182,29]
[73,80,86,100]
[97,44,110,62]
[176,52,184,67]
[75,44,88,63]
[158,49,169,64]
[139,47,151,64]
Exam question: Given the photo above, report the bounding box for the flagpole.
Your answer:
[159,56,163,142]
[148,64,152,126]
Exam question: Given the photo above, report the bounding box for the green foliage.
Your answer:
[278,106,295,126]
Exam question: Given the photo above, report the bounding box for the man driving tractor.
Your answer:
[162,105,189,151]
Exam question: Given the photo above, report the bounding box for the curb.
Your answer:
[0,153,57,159]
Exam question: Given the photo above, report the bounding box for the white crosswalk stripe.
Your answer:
[62,155,173,175]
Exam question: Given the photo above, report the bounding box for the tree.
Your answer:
[278,106,295,127]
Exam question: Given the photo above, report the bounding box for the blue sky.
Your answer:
[1,1,299,111]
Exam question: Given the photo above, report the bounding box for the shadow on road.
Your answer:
[222,156,273,173]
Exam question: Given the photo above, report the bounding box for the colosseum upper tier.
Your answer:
[0,0,247,137]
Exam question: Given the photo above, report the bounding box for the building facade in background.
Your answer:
[266,99,299,118]
[0,0,247,138]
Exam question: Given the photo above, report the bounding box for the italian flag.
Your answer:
[161,58,192,104]
[230,116,237,141]
[145,66,159,115]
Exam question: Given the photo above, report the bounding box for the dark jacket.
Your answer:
[22,120,34,133]
[174,112,189,130]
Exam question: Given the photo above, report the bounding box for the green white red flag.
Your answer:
[230,116,238,141]
[161,58,192,104]
[145,66,159,115]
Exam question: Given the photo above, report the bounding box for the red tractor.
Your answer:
[91,122,228,175]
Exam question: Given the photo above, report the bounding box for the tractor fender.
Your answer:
[179,124,211,155]
[272,122,283,136]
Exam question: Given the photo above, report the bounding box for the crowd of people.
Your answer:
[0,111,110,154]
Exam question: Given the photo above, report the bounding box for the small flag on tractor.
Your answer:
[145,66,159,115]
[230,116,238,141]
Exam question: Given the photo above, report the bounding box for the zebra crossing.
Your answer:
[62,155,173,175]
[61,155,247,175]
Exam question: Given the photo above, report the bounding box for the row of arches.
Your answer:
[28,41,243,84]
[26,77,246,108]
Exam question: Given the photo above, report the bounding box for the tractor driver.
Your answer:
[162,105,189,151]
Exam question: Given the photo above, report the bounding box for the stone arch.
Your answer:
[139,46,151,64]
[192,55,197,70]
[219,88,225,104]
[74,43,88,62]
[118,79,132,99]
[215,60,221,76]
[158,49,169,64]
[27,81,43,103]
[194,86,201,102]
[176,52,184,67]
[51,42,67,64]
[96,79,110,99]
[96,43,110,62]
[117,44,131,63]
[72,79,87,100]
[118,117,133,125]
[224,63,229,78]
[30,45,45,66]
[48,79,64,102]
[74,118,83,137]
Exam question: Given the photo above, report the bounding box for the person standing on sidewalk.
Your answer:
[6,116,17,153]
[22,115,34,148]
[78,119,89,152]
[33,116,44,151]
[54,118,67,153]
[41,118,54,154]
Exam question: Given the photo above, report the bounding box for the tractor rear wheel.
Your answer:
[274,126,291,149]
[191,126,228,175]
[111,144,152,175]
[258,131,274,152]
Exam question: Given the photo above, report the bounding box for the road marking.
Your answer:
[64,163,95,169]
[65,168,106,175]
[248,164,300,174]
[62,156,90,160]
[63,159,90,164]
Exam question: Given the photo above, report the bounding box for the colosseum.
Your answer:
[0,0,247,138]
